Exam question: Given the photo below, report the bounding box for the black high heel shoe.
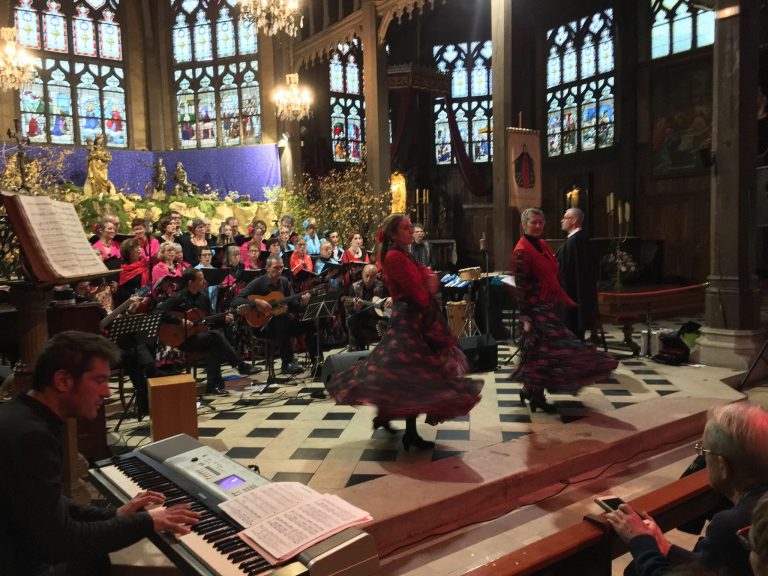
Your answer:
[529,392,557,414]
[373,417,397,434]
[519,387,532,406]
[402,433,435,451]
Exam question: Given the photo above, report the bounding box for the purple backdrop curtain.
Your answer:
[16,144,281,201]
[446,95,492,197]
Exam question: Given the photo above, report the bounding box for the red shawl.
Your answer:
[118,260,149,287]
[511,235,576,307]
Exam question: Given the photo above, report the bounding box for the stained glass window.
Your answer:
[433,40,493,164]
[15,0,127,147]
[170,0,261,148]
[329,41,364,163]
[546,9,615,157]
[651,0,715,60]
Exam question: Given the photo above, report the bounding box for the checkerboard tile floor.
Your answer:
[106,316,709,491]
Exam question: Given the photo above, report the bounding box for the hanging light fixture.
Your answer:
[0,27,36,91]
[272,73,312,122]
[239,0,303,37]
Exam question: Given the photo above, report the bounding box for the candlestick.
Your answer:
[625,201,631,223]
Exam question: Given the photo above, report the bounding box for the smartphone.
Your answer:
[595,495,625,513]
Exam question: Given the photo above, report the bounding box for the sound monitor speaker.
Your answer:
[321,350,371,384]
[460,335,498,373]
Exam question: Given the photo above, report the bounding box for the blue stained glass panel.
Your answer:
[73,5,97,57]
[547,99,562,157]
[581,93,596,151]
[562,99,577,155]
[452,66,468,98]
[16,0,41,49]
[598,30,614,73]
[193,11,213,61]
[672,7,693,54]
[241,68,260,143]
[346,57,359,94]
[103,75,126,147]
[581,37,595,77]
[99,9,122,60]
[563,42,577,83]
[330,55,343,92]
[173,14,192,63]
[435,106,451,165]
[471,64,488,97]
[651,15,671,59]
[547,47,561,89]
[697,10,715,46]
[220,74,240,146]
[217,8,235,58]
[198,88,216,147]
[238,19,257,54]
[43,1,68,53]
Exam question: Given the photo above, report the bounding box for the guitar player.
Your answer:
[231,255,318,375]
[155,268,262,395]
[345,264,392,351]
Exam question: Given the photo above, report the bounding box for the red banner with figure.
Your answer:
[508,128,542,209]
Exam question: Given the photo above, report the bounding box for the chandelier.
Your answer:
[0,27,36,92]
[273,74,312,122]
[239,0,303,37]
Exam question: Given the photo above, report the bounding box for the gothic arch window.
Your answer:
[432,40,493,165]
[651,0,715,59]
[546,9,615,157]
[15,0,127,147]
[170,0,261,149]
[329,40,364,164]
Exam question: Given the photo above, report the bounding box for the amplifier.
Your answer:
[460,334,498,373]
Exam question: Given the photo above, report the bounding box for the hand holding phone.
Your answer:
[595,495,625,513]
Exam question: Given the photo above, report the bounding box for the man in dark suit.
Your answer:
[556,207,598,340]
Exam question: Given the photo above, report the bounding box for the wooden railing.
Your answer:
[464,469,720,576]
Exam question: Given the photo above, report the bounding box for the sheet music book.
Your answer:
[219,482,372,565]
[1,190,112,284]
[200,267,229,285]
[237,269,264,284]
[293,268,318,283]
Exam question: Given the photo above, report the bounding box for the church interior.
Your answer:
[1,0,768,574]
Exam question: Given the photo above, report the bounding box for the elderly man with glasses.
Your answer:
[606,402,768,576]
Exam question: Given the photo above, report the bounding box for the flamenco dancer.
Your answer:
[511,208,618,413]
[326,214,483,451]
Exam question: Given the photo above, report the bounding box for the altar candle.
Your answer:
[606,194,611,214]
[608,193,614,213]
[625,201,631,223]
[425,188,429,204]
[618,202,624,224]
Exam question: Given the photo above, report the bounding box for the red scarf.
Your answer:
[119,260,149,287]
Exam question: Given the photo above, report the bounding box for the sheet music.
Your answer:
[218,481,318,527]
[239,494,372,564]
[7,193,108,280]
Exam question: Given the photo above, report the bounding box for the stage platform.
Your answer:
[105,317,753,575]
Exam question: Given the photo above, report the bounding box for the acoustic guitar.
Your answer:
[341,295,391,318]
[243,285,326,328]
[99,286,151,332]
[158,308,232,347]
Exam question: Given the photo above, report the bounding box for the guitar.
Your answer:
[243,285,327,328]
[158,308,232,347]
[341,295,391,318]
[99,286,151,331]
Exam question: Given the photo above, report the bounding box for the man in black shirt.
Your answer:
[0,331,200,576]
[346,264,391,350]
[232,255,316,374]
[156,268,261,395]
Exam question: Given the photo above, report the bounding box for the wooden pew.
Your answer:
[464,469,719,576]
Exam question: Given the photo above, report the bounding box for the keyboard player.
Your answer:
[0,331,200,576]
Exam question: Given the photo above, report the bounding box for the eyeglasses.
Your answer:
[694,441,716,457]
[736,526,752,551]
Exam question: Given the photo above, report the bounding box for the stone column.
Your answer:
[698,0,763,370]
[360,0,390,195]
[491,0,514,269]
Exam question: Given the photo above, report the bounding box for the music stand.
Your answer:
[302,294,340,381]
[108,313,162,431]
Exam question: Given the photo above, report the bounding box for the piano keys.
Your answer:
[89,434,379,576]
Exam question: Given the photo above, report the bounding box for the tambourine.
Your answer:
[458,267,481,282]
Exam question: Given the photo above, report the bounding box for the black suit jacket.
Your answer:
[556,229,598,332]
